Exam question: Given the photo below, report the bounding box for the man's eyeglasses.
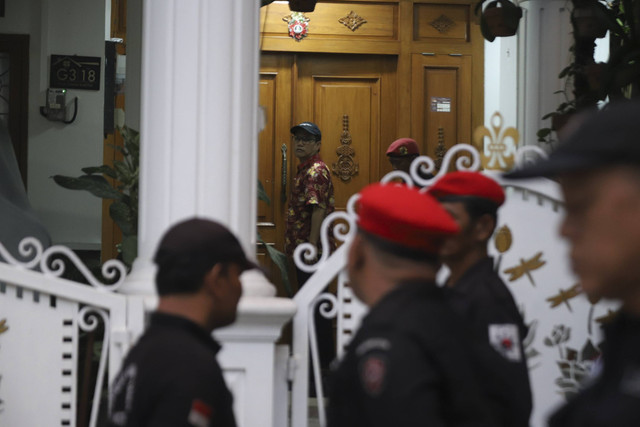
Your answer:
[292,135,317,143]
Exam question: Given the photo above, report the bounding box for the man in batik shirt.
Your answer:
[285,121,336,374]
[285,121,335,282]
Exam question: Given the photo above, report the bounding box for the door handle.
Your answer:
[281,144,287,203]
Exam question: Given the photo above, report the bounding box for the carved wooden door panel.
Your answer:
[411,53,472,170]
[257,54,292,289]
[295,55,397,211]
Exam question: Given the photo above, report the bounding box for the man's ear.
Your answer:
[203,264,225,296]
[347,234,366,272]
[473,214,496,242]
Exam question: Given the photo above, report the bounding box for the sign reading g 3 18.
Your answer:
[50,55,101,91]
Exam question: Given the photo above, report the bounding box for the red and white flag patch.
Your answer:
[188,399,213,427]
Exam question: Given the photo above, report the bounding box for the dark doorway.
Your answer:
[0,34,30,187]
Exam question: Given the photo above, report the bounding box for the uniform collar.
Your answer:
[297,153,322,172]
[448,256,494,291]
[150,312,221,354]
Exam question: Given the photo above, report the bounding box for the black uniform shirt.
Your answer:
[548,312,640,427]
[106,313,236,427]
[444,257,532,427]
[328,280,493,427]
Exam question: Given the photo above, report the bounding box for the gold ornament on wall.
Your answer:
[474,111,518,171]
[332,114,359,182]
[504,251,546,287]
[339,11,367,32]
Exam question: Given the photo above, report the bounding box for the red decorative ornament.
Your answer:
[286,12,310,41]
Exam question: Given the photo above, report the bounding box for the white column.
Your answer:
[123,0,272,297]
[122,2,297,427]
[484,1,572,147]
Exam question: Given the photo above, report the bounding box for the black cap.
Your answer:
[153,217,259,272]
[505,101,640,179]
[290,122,321,140]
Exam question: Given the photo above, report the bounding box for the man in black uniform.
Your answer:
[428,171,532,427]
[107,218,258,427]
[328,183,492,427]
[506,101,640,427]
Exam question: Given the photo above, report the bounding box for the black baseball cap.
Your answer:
[153,217,259,273]
[290,122,321,140]
[505,101,640,179]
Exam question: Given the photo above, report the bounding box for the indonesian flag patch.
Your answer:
[489,323,522,362]
[359,355,387,396]
[188,399,213,427]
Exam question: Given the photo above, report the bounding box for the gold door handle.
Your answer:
[281,144,287,203]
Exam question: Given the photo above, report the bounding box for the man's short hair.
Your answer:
[153,218,257,296]
[359,228,440,266]
[440,195,500,225]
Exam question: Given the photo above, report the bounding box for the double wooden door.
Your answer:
[257,52,473,293]
[257,53,396,292]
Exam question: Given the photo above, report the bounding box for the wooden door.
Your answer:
[411,53,472,170]
[257,53,396,293]
[257,54,293,293]
[295,54,397,211]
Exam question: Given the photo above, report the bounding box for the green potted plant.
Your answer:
[475,0,523,42]
[53,126,139,267]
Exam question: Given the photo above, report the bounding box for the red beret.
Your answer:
[357,183,459,254]
[427,171,505,206]
[386,138,419,157]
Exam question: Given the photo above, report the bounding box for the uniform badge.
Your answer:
[188,399,213,427]
[359,355,387,396]
[489,323,522,362]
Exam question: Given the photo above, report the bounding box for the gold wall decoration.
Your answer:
[504,251,546,287]
[435,127,446,170]
[546,284,582,312]
[493,224,513,270]
[332,115,359,182]
[430,14,455,34]
[474,111,518,171]
[0,319,7,334]
[339,11,367,32]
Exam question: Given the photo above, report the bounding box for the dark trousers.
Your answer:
[296,267,336,388]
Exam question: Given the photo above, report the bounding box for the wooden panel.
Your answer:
[314,78,379,209]
[260,2,398,40]
[413,3,470,42]
[296,55,396,211]
[258,74,277,225]
[411,53,472,163]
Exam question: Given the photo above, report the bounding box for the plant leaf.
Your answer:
[81,165,117,179]
[110,201,135,236]
[52,175,123,200]
[258,180,271,205]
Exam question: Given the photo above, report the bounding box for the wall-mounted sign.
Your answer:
[430,96,451,113]
[50,55,101,91]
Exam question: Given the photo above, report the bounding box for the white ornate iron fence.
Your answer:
[0,238,131,427]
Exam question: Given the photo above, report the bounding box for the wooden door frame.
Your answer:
[0,34,30,188]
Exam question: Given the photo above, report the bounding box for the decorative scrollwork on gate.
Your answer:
[332,115,359,183]
[0,237,126,291]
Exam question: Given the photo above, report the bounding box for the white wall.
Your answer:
[484,0,573,148]
[2,0,106,249]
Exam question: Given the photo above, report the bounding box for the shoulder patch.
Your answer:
[358,355,387,397]
[488,323,522,362]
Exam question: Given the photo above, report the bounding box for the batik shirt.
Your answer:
[285,154,335,256]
